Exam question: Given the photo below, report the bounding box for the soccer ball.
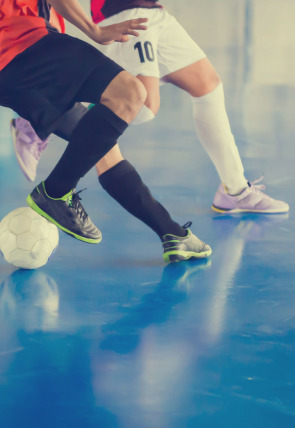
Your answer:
[0,207,59,269]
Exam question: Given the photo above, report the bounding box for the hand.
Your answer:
[89,18,148,45]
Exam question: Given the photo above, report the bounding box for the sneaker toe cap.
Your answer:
[201,243,212,255]
[256,198,289,213]
[84,222,102,240]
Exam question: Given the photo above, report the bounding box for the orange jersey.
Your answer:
[0,1,56,71]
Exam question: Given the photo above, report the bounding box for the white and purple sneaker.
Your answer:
[212,177,289,214]
[11,117,49,182]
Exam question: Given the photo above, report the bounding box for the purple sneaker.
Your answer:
[11,118,49,182]
[212,177,289,214]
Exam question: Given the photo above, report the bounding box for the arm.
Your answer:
[48,0,147,45]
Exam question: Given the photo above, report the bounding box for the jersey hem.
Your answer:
[0,31,48,72]
[93,5,163,23]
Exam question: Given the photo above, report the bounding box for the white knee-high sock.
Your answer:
[131,104,155,126]
[192,83,247,195]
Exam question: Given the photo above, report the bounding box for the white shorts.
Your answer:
[98,8,206,81]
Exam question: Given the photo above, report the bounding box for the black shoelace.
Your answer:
[69,189,88,222]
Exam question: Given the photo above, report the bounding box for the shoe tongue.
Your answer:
[60,188,75,202]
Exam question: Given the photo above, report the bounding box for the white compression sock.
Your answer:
[192,83,247,195]
[131,104,155,126]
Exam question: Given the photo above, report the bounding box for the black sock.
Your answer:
[45,103,128,198]
[99,160,186,238]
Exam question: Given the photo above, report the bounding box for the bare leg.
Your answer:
[95,144,123,176]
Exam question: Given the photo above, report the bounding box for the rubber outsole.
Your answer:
[212,204,289,214]
[163,248,212,264]
[26,194,102,244]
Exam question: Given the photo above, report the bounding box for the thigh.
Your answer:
[157,12,206,80]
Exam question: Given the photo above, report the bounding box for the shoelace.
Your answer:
[33,138,48,160]
[38,137,48,150]
[248,176,266,191]
[183,221,192,229]
[68,189,88,222]
[31,145,42,161]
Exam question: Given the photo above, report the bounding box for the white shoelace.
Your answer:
[249,176,266,191]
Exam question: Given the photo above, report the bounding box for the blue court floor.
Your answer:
[0,47,295,427]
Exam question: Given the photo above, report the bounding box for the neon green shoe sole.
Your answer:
[163,248,212,264]
[27,194,102,244]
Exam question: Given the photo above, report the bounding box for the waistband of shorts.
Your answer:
[104,4,163,19]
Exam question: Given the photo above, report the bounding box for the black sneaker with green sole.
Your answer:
[162,222,212,263]
[26,182,102,244]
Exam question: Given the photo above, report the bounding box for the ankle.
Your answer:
[226,184,248,196]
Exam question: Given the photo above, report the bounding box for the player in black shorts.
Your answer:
[0,0,211,263]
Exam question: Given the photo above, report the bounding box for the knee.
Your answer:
[101,72,147,123]
[209,72,222,91]
[188,65,222,98]
[196,72,222,97]
[126,76,147,117]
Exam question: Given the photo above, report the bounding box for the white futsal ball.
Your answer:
[0,207,59,269]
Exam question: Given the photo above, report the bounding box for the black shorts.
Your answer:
[0,32,123,139]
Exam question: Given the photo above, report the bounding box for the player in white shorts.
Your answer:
[94,0,288,213]
[12,0,289,214]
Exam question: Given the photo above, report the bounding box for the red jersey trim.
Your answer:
[57,14,66,34]
[91,1,162,24]
[91,0,106,24]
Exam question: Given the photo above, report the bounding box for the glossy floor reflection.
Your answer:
[1,54,295,428]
